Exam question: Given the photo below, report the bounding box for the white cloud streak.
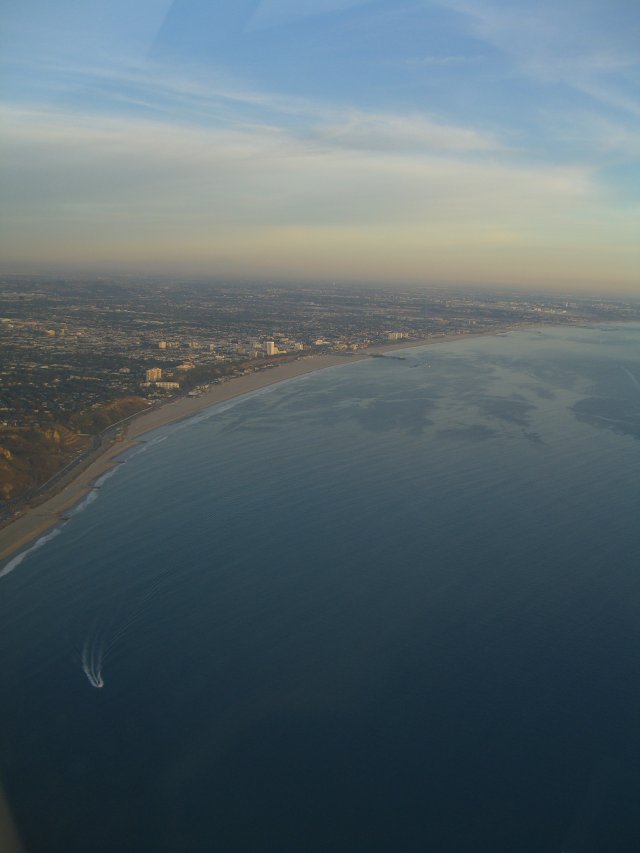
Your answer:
[432,0,640,116]
[406,54,484,67]
[247,0,373,30]
[0,105,593,222]
[315,111,503,153]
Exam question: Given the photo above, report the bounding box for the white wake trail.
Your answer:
[621,366,640,393]
[81,631,105,688]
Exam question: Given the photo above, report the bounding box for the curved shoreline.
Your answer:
[0,351,373,570]
[0,328,523,572]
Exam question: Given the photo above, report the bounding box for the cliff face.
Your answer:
[0,396,149,506]
[68,396,150,434]
[0,425,89,504]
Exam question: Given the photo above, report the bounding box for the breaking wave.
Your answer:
[68,489,99,516]
[0,527,63,579]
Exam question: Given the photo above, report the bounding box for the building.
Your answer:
[265,341,277,356]
[145,367,162,382]
[155,381,180,390]
[158,341,167,349]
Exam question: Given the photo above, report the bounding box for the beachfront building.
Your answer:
[265,341,278,356]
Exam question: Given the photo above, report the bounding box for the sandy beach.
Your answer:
[0,328,517,571]
[0,350,372,569]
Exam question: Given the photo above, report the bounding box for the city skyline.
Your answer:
[1,0,638,292]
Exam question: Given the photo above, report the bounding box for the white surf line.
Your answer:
[67,488,100,517]
[3,362,351,582]
[1,486,102,580]
[93,466,122,488]
[0,460,131,579]
[0,527,63,579]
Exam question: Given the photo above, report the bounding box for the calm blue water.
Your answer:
[2,324,640,852]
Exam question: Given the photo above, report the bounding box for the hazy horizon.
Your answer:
[1,267,639,301]
[1,1,638,292]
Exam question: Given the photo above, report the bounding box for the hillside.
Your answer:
[0,396,150,507]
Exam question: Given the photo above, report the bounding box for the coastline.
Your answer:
[0,328,523,571]
[0,352,370,570]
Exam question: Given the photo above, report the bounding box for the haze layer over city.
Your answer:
[1,0,638,291]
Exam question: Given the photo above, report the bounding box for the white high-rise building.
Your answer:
[265,341,277,356]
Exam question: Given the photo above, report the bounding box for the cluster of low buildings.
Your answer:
[2,276,637,428]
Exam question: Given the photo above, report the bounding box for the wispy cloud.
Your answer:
[2,0,638,288]
[2,102,589,223]
[4,56,508,157]
[314,111,503,153]
[544,110,640,160]
[433,0,640,116]
[406,54,484,67]
[6,56,314,123]
[247,0,373,31]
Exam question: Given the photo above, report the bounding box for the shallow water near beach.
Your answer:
[2,324,640,852]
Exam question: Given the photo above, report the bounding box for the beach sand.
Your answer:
[0,328,516,570]
[0,351,370,568]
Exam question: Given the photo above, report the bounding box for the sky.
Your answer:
[0,0,638,292]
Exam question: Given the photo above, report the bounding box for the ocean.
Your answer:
[1,324,640,852]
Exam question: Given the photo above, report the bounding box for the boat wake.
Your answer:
[621,366,640,394]
[81,635,105,688]
[81,614,138,689]
[80,568,175,688]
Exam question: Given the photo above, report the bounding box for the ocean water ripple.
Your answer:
[2,325,640,852]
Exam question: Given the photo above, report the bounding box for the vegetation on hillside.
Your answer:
[0,396,149,507]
